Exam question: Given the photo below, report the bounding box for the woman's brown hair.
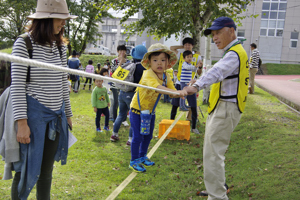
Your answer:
[28,18,68,47]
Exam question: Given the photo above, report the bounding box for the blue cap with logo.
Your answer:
[204,17,236,36]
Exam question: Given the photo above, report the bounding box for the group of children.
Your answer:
[90,42,203,172]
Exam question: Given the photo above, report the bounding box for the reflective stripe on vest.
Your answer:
[208,44,249,114]
[177,53,199,81]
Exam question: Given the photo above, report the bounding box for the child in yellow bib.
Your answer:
[129,43,187,173]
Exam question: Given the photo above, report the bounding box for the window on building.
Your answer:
[237,29,245,44]
[260,0,287,37]
[121,26,126,33]
[102,25,118,32]
[118,40,126,45]
[290,32,299,48]
[118,40,135,47]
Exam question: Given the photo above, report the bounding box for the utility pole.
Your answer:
[202,36,212,104]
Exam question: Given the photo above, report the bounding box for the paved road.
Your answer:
[255,75,300,111]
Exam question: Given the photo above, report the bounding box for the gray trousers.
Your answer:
[203,101,241,200]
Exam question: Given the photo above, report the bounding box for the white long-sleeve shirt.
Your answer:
[193,39,240,103]
[10,35,72,120]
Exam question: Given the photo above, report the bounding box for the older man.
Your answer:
[184,17,249,200]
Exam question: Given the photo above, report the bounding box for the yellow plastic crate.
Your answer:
[158,119,190,141]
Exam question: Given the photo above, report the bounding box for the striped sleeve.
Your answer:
[10,38,30,120]
[11,37,72,120]
[61,46,73,118]
[182,62,196,71]
[250,49,260,68]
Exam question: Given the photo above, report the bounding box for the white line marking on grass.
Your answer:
[105,111,185,200]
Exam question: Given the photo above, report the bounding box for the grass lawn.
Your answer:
[0,48,12,54]
[0,86,299,199]
[263,63,300,75]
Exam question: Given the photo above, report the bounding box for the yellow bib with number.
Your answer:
[112,66,130,80]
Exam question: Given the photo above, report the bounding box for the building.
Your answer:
[92,0,299,64]
[87,17,138,55]
[199,0,300,64]
[143,0,299,64]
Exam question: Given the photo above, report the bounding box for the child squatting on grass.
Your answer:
[129,43,187,173]
[92,68,110,132]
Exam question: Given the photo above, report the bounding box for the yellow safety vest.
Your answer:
[208,44,249,114]
[177,53,199,81]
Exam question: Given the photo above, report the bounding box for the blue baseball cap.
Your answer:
[131,45,147,60]
[204,17,236,36]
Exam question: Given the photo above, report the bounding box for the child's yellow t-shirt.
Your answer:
[130,68,176,113]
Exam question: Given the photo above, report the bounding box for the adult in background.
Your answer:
[109,45,130,123]
[9,0,76,199]
[110,45,147,145]
[68,50,80,93]
[183,17,249,200]
[248,43,260,94]
[170,37,203,134]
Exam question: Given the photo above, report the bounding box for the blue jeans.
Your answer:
[113,91,134,134]
[171,83,198,129]
[110,88,119,122]
[180,82,188,108]
[130,110,155,161]
[163,94,171,103]
[12,96,68,200]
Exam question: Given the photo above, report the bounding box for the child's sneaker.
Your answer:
[122,121,129,127]
[96,128,103,132]
[110,134,119,142]
[126,140,131,146]
[179,107,189,111]
[104,126,110,131]
[192,128,200,134]
[129,158,146,173]
[141,156,155,167]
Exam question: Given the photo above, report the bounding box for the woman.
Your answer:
[10,0,77,199]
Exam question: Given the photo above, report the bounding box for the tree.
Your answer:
[0,0,36,47]
[110,0,255,51]
[65,0,113,55]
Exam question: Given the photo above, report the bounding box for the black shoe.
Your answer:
[197,183,229,196]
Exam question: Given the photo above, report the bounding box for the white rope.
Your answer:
[0,52,180,96]
[106,112,185,200]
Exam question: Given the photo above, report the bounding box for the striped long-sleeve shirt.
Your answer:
[10,34,73,121]
[180,61,197,83]
[249,48,260,68]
